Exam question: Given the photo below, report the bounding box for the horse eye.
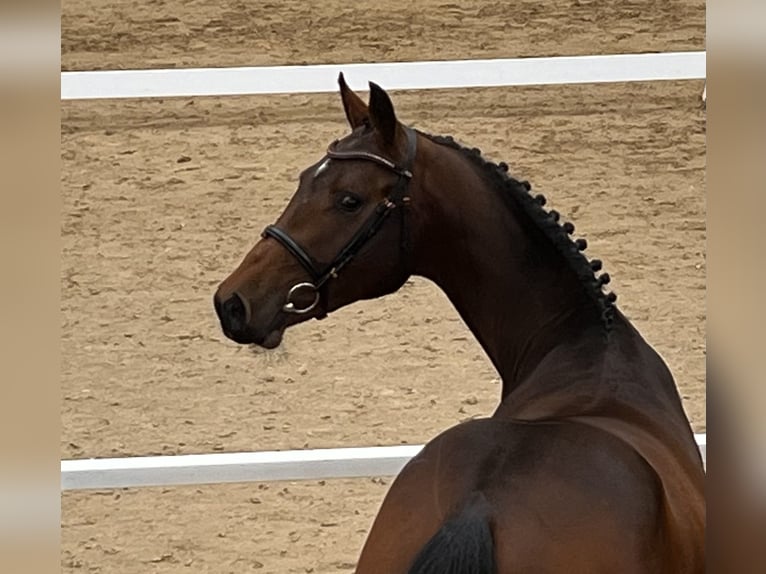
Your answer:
[337,193,363,212]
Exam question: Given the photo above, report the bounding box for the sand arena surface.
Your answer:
[62,2,705,572]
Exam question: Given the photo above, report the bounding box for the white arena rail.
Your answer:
[61,51,705,100]
[61,434,706,491]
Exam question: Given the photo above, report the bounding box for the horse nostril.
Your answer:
[224,293,247,320]
[218,292,250,333]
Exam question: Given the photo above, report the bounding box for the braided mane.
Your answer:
[419,131,617,331]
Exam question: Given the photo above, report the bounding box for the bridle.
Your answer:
[261,127,418,317]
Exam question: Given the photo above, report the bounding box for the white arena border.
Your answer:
[61,51,705,100]
[61,434,706,491]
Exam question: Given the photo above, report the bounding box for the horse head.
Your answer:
[214,75,417,347]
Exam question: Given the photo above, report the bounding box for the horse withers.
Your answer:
[214,75,705,573]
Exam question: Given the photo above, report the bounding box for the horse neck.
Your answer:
[410,137,603,400]
[405,137,702,474]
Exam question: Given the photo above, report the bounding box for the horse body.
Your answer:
[214,75,704,572]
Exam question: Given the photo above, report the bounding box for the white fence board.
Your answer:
[62,434,706,490]
[61,51,706,100]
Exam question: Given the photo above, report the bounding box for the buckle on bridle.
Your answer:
[283,282,321,314]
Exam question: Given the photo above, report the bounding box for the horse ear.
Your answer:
[338,72,369,130]
[368,82,398,146]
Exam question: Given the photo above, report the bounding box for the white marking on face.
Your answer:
[314,159,331,178]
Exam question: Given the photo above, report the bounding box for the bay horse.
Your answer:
[214,75,705,573]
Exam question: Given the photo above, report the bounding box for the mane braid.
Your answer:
[418,131,617,331]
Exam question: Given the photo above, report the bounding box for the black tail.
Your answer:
[408,493,496,574]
